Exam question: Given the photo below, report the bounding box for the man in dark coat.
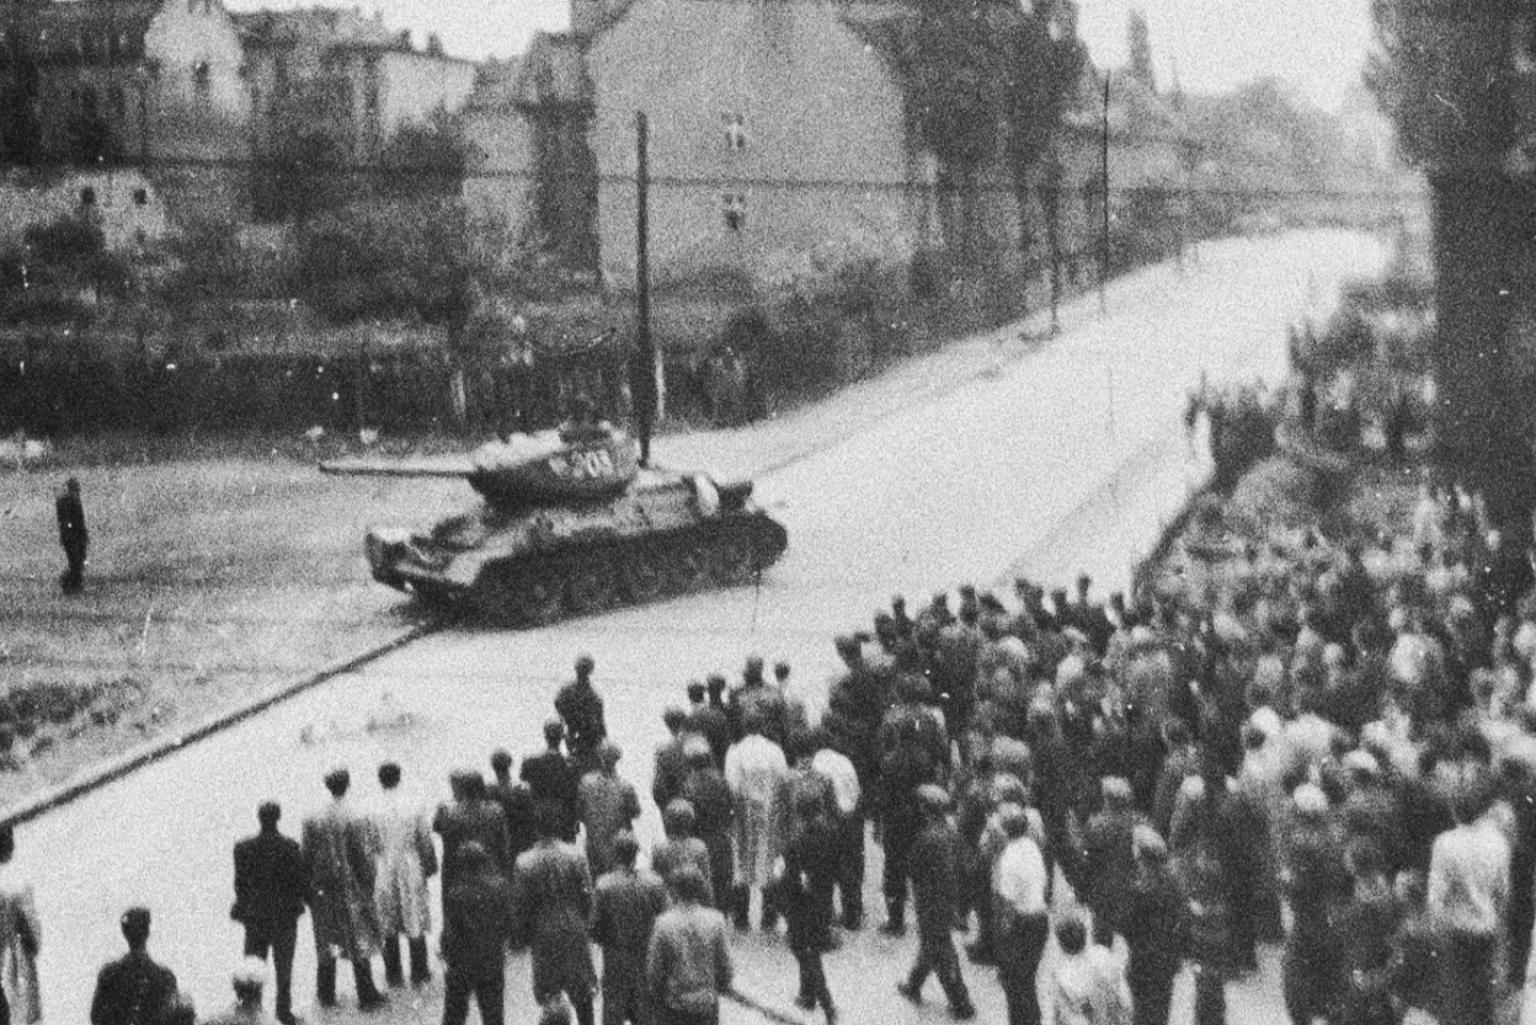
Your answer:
[878,717,939,936]
[1079,776,1147,946]
[231,802,308,1025]
[896,786,975,1019]
[302,768,386,1011]
[678,737,734,913]
[523,719,581,842]
[591,831,670,1025]
[556,653,608,777]
[652,707,695,815]
[727,656,784,746]
[512,806,597,1025]
[91,907,178,1025]
[441,841,516,1025]
[435,770,512,887]
[1123,827,1184,1025]
[55,476,87,594]
[488,750,539,863]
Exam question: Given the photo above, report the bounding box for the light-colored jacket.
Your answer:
[370,790,436,939]
[724,735,788,888]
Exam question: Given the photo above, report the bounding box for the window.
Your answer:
[79,186,96,206]
[110,86,126,118]
[133,187,148,207]
[722,192,746,232]
[723,113,746,153]
[192,60,211,101]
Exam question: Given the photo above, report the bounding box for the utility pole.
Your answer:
[1046,157,1061,336]
[632,111,656,468]
[1099,73,1110,314]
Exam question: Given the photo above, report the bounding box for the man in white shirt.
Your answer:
[1428,781,1510,1025]
[992,805,1050,1025]
[810,728,864,930]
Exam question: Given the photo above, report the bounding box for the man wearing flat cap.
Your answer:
[523,719,581,843]
[91,907,179,1025]
[301,769,386,1011]
[201,959,278,1025]
[556,654,608,778]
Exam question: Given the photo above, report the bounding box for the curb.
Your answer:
[726,986,814,1025]
[0,625,432,828]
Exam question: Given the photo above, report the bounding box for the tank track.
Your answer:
[415,512,788,626]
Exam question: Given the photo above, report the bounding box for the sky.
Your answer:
[222,0,1377,113]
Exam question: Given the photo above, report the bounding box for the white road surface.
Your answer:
[14,231,1386,1024]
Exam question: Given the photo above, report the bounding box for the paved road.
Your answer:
[12,231,1384,1025]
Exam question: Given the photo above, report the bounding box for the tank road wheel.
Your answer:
[509,570,564,627]
[663,543,712,596]
[476,562,562,627]
[565,558,619,616]
[619,547,667,605]
[707,532,758,586]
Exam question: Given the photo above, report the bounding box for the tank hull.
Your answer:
[363,470,788,625]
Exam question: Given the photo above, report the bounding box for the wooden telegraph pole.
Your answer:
[633,111,656,467]
[1099,74,1110,314]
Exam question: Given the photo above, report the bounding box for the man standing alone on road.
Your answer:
[556,654,608,777]
[55,476,87,594]
[232,802,307,1025]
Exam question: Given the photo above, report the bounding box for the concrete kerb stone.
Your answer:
[0,624,432,829]
[727,985,816,1025]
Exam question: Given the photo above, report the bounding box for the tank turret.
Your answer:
[321,427,787,625]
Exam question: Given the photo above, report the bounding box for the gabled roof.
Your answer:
[513,31,592,110]
[231,6,397,50]
[5,0,162,62]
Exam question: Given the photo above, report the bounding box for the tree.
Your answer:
[1367,0,1536,529]
[375,107,470,201]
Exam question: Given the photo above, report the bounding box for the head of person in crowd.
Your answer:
[598,741,622,774]
[121,906,152,951]
[378,761,402,791]
[774,661,791,687]
[997,803,1030,842]
[671,866,711,906]
[686,680,707,706]
[663,799,697,840]
[1100,775,1133,812]
[574,653,595,684]
[610,830,640,871]
[462,771,488,801]
[1293,782,1330,823]
[449,769,476,802]
[663,706,689,737]
[1132,824,1168,867]
[1054,914,1089,958]
[1394,868,1428,910]
[491,748,514,783]
[895,672,931,706]
[834,634,863,669]
[1346,838,1389,893]
[1049,588,1070,618]
[543,717,566,751]
[256,802,281,835]
[683,735,713,769]
[231,957,267,1008]
[1451,775,1495,826]
[785,729,813,766]
[324,767,350,799]
[706,674,728,704]
[873,613,900,651]
[989,773,1027,811]
[1342,750,1381,791]
[742,655,766,688]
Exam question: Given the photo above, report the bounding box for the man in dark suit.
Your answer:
[232,802,308,1025]
[555,653,608,777]
[521,719,580,842]
[55,476,88,594]
[90,907,179,1025]
[434,771,512,890]
[441,842,516,1025]
[591,831,669,1025]
[488,750,539,863]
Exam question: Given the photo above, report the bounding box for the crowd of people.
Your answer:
[20,468,1536,1025]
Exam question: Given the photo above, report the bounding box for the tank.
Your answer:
[321,426,788,625]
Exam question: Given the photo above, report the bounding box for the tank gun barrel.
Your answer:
[320,458,476,479]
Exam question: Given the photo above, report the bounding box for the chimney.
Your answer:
[570,0,601,38]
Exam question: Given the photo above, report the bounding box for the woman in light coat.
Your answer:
[724,710,789,929]
[370,763,437,987]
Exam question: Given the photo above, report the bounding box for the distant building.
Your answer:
[0,0,251,223]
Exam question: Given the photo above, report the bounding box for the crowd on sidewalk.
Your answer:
[12,465,1536,1025]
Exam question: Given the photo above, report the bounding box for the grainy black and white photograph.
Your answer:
[0,0,1520,1023]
